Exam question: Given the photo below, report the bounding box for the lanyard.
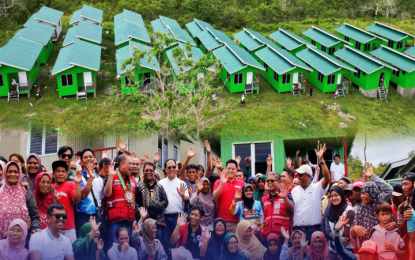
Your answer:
[117,169,131,191]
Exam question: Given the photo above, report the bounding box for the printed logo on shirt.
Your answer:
[235,185,241,190]
[242,208,259,220]
[55,191,68,197]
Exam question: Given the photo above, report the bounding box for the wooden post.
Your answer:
[347,72,350,95]
[343,136,348,177]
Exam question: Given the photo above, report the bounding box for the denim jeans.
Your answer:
[156,224,170,258]
[75,212,95,238]
[107,220,132,247]
[164,214,178,260]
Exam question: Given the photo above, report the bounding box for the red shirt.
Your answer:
[214,178,245,222]
[54,181,76,229]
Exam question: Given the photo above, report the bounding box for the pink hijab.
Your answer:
[307,231,329,260]
[0,219,29,260]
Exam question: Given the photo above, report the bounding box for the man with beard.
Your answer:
[29,203,75,260]
[130,157,142,183]
[398,172,415,237]
[135,162,169,255]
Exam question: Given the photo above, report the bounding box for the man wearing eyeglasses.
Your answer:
[262,171,294,245]
[136,162,169,256]
[29,203,75,260]
[159,159,189,253]
[58,146,75,181]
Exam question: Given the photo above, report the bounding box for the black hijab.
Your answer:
[327,185,348,223]
[242,184,255,210]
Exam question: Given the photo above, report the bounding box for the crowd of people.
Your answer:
[0,141,414,260]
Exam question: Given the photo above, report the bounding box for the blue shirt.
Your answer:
[75,170,97,214]
[408,208,415,233]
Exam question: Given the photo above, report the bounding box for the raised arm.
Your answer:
[170,213,187,245]
[104,166,116,197]
[205,140,213,177]
[212,171,227,200]
[200,229,211,257]
[72,170,82,204]
[266,154,272,176]
[81,163,95,200]
[179,147,196,181]
[295,150,300,169]
[315,144,329,189]
[364,162,392,202]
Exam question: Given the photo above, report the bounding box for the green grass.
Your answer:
[1,17,415,139]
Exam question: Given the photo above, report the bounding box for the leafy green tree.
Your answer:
[347,154,365,181]
[409,150,415,158]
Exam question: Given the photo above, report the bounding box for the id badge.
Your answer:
[273,200,281,214]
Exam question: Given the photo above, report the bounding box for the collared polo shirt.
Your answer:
[214,178,246,222]
[330,162,345,181]
[291,181,328,226]
[29,227,73,260]
[159,176,189,214]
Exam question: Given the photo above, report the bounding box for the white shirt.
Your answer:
[291,181,328,226]
[330,162,345,181]
[159,176,189,214]
[92,175,104,207]
[29,227,74,260]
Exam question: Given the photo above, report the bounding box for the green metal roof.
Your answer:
[167,23,196,45]
[194,19,214,31]
[297,47,354,75]
[185,21,204,38]
[207,27,235,47]
[405,46,415,58]
[371,46,415,73]
[116,41,159,74]
[0,37,43,71]
[24,14,37,27]
[233,30,263,51]
[114,21,151,46]
[114,9,144,28]
[335,23,377,43]
[159,15,181,29]
[303,26,349,47]
[269,29,309,51]
[196,30,221,50]
[63,20,102,46]
[52,39,101,75]
[165,43,204,74]
[70,4,103,24]
[256,47,296,74]
[151,16,195,45]
[34,6,63,25]
[213,45,246,74]
[366,22,414,42]
[334,46,393,74]
[151,19,170,36]
[16,22,55,45]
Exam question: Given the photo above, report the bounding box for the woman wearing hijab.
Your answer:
[221,233,249,260]
[299,231,329,260]
[0,162,40,239]
[280,227,308,260]
[246,177,257,190]
[0,219,29,260]
[33,172,57,229]
[230,184,264,235]
[201,218,228,260]
[73,217,105,260]
[131,217,167,260]
[235,220,267,260]
[350,181,396,248]
[253,175,267,201]
[21,153,42,192]
[264,233,281,260]
[324,186,354,259]
[0,160,5,190]
[9,153,26,176]
[190,177,216,229]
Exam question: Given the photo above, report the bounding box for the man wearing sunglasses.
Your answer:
[29,203,75,260]
[58,146,75,181]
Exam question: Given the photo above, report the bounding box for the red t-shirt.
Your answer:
[54,181,76,229]
[214,178,245,222]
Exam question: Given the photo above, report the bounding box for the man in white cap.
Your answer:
[291,144,330,242]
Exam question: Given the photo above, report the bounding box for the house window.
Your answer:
[364,43,371,52]
[234,73,243,84]
[355,42,361,50]
[46,43,49,50]
[344,36,350,42]
[393,69,400,77]
[61,74,73,86]
[311,40,316,45]
[264,63,268,72]
[30,126,58,155]
[233,142,272,175]
[157,135,169,169]
[372,43,376,50]
[282,74,291,84]
[354,67,361,78]
[397,42,403,49]
[34,60,38,68]
[124,76,132,86]
[328,47,335,55]
[281,46,286,50]
[388,40,394,48]
[274,71,279,82]
[402,70,406,75]
[173,145,178,161]
[327,74,336,84]
[363,71,366,76]
[226,71,230,82]
[321,46,327,52]
[0,75,3,87]
[318,72,324,83]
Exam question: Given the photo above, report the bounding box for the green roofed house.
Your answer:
[303,26,351,55]
[366,22,414,53]
[0,38,43,98]
[234,28,312,93]
[114,9,145,28]
[269,28,312,55]
[116,41,159,94]
[70,4,103,26]
[23,6,64,42]
[336,23,383,54]
[185,19,222,59]
[151,16,196,48]
[165,42,213,94]
[15,22,55,64]
[334,46,393,99]
[114,21,150,48]
[296,47,355,93]
[52,39,101,99]
[371,46,415,98]
[405,46,415,58]
[63,20,102,47]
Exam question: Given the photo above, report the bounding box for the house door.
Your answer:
[83,72,93,87]
[379,72,385,87]
[337,74,342,85]
[143,72,151,85]
[18,72,28,87]
[293,73,299,84]
[246,72,253,85]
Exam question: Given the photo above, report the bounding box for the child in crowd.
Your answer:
[368,202,405,260]
[358,240,378,260]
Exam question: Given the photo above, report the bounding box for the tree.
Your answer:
[409,150,415,158]
[384,0,398,19]
[362,0,386,19]
[373,162,388,175]
[0,0,19,16]
[347,154,365,181]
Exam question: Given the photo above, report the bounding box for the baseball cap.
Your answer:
[296,165,313,176]
[52,160,68,172]
[392,183,404,197]
[352,179,366,189]
[358,240,377,254]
